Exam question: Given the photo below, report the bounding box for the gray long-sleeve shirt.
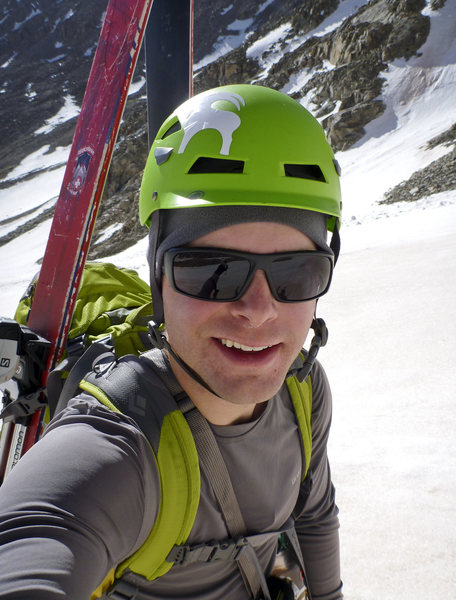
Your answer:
[0,360,342,599]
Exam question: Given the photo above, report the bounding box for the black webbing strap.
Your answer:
[52,338,115,418]
[179,395,271,600]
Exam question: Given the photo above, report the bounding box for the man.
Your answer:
[0,84,343,599]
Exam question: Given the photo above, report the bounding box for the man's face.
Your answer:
[162,221,317,406]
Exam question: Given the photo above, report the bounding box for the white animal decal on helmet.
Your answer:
[177,91,246,155]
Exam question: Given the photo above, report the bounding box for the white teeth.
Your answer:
[220,339,271,352]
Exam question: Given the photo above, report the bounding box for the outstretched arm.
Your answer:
[0,395,159,599]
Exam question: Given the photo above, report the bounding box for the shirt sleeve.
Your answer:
[0,394,160,599]
[294,360,344,600]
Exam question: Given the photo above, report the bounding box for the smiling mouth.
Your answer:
[219,338,273,352]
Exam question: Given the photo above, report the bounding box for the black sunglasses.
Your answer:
[163,247,334,303]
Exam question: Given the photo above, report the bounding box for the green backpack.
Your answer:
[14,261,154,418]
[15,260,313,599]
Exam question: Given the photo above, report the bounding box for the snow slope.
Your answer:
[320,200,456,599]
[1,1,456,598]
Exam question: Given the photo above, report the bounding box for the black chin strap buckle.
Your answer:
[148,321,166,350]
[296,317,328,383]
[312,317,328,347]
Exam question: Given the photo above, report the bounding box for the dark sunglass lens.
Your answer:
[270,255,332,301]
[172,253,251,300]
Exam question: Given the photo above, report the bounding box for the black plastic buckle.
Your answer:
[66,334,86,358]
[168,537,248,566]
[106,580,140,600]
[147,321,166,350]
[0,388,47,422]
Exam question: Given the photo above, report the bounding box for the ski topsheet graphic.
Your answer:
[0,0,156,480]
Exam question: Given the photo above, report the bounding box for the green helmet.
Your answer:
[140,84,341,233]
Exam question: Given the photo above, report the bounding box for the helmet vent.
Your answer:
[162,120,182,139]
[188,157,244,174]
[284,164,326,182]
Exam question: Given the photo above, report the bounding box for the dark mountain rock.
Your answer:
[381,124,456,204]
[194,46,258,91]
[263,0,430,150]
[0,0,107,178]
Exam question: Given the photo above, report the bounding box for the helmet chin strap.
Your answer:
[149,315,328,399]
[148,321,223,398]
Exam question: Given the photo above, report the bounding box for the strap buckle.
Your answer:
[168,537,248,566]
[106,580,140,600]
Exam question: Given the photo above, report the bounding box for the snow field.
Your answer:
[320,204,456,599]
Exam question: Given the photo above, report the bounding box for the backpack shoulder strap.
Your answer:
[285,373,313,480]
[80,352,200,586]
[84,352,312,597]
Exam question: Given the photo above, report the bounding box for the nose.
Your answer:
[228,270,278,327]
